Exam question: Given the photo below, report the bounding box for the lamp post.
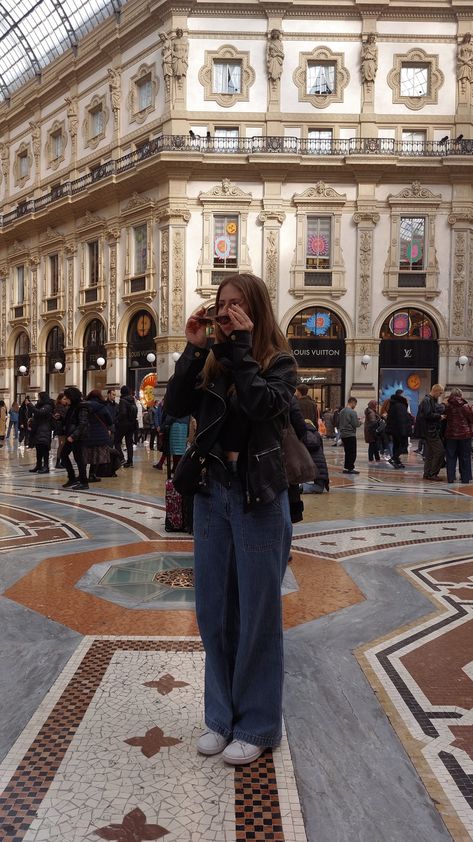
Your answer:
[18,364,27,375]
[361,354,371,369]
[96,356,105,369]
[54,361,63,372]
[146,352,156,365]
[456,355,469,371]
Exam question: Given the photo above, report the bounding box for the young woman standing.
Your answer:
[166,273,296,765]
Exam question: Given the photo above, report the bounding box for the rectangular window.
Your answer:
[399,217,425,270]
[308,129,333,154]
[213,215,238,269]
[214,127,239,152]
[213,62,242,94]
[49,254,59,295]
[137,76,152,111]
[19,153,29,178]
[401,130,427,144]
[400,65,429,97]
[88,240,99,286]
[51,131,63,159]
[133,224,147,275]
[307,63,335,95]
[306,217,331,271]
[90,107,104,138]
[17,265,25,304]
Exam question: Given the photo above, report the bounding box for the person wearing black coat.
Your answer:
[301,419,330,493]
[18,396,33,445]
[84,390,113,482]
[115,385,137,467]
[61,386,90,489]
[385,391,412,469]
[29,392,55,473]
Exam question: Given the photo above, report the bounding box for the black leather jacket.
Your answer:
[166,331,297,510]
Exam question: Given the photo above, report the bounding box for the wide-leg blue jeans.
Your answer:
[193,476,292,747]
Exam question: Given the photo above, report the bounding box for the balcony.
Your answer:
[1,135,472,229]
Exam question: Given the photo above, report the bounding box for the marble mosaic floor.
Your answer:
[0,438,472,841]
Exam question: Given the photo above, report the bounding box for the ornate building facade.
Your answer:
[1,0,473,411]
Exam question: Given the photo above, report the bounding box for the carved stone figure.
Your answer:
[457,33,473,90]
[171,29,188,80]
[29,121,41,161]
[65,96,78,138]
[159,32,173,93]
[0,142,8,180]
[361,33,377,83]
[108,68,121,111]
[266,29,284,82]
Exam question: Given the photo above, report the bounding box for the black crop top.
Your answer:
[219,389,250,453]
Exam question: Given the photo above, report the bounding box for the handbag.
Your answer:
[282,424,316,485]
[375,418,386,434]
[172,444,208,495]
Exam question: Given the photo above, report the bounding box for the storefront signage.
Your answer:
[379,339,438,368]
[289,338,345,367]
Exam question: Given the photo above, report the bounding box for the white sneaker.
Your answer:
[222,739,265,765]
[196,730,229,756]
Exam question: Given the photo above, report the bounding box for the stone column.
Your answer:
[29,256,40,356]
[156,207,190,382]
[0,266,7,396]
[28,352,46,393]
[447,211,473,340]
[353,209,379,338]
[258,210,285,309]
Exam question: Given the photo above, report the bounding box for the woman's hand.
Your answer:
[185,307,209,348]
[226,303,254,333]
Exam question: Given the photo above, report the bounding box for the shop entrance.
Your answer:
[379,309,438,415]
[83,319,107,395]
[287,307,346,412]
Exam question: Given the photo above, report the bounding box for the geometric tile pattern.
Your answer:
[0,637,307,842]
[293,518,473,560]
[0,502,84,552]
[358,555,473,841]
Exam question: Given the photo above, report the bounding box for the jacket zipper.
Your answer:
[254,445,280,461]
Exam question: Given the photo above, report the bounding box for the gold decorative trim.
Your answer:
[198,44,255,108]
[387,48,444,111]
[293,46,349,109]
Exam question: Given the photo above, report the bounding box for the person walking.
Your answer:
[28,393,55,473]
[166,273,296,765]
[115,386,137,467]
[385,390,412,469]
[6,401,20,440]
[83,389,113,482]
[418,385,446,481]
[61,387,90,489]
[0,400,7,447]
[339,397,361,474]
[18,397,33,446]
[52,392,67,468]
[364,400,381,462]
[444,388,473,484]
[301,418,330,493]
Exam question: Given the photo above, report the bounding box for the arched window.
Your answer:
[14,332,30,356]
[46,327,65,373]
[287,306,346,339]
[380,308,438,340]
[84,319,106,348]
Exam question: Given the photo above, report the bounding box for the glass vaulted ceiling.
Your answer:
[0,0,122,102]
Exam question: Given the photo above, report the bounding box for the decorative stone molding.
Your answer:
[121,192,155,219]
[290,182,347,298]
[0,142,9,187]
[40,226,65,245]
[0,278,6,356]
[451,231,467,337]
[258,210,286,225]
[387,47,444,111]
[30,256,39,350]
[171,230,185,332]
[46,121,67,171]
[108,68,121,127]
[198,44,255,108]
[353,210,379,336]
[122,217,156,303]
[156,207,191,224]
[106,230,120,342]
[258,209,286,307]
[128,63,158,125]
[383,182,441,300]
[197,179,253,296]
[448,210,473,225]
[82,94,109,150]
[159,229,169,334]
[293,46,349,109]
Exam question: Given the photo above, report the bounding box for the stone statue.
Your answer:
[457,33,473,91]
[0,142,9,179]
[266,29,284,82]
[159,32,173,92]
[65,96,78,138]
[108,68,121,111]
[361,33,378,83]
[29,121,41,160]
[171,28,188,80]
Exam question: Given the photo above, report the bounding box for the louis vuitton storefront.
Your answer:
[287,307,346,412]
[379,309,439,415]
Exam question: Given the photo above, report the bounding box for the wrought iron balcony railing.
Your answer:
[1,135,472,228]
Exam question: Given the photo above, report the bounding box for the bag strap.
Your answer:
[94,412,110,432]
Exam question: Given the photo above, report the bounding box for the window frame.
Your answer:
[388,48,443,111]
[294,47,349,109]
[199,45,255,108]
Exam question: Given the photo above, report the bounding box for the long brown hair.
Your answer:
[200,273,292,386]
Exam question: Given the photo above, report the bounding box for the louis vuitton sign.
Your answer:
[289,339,345,368]
[379,339,438,368]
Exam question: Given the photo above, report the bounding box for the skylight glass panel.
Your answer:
[0,0,123,100]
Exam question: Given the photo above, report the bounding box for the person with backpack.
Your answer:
[115,385,137,467]
[60,387,90,489]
